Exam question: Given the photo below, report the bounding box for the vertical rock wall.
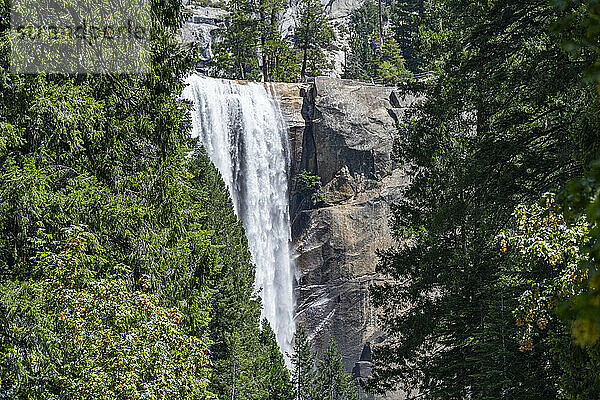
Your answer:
[274,77,419,374]
[180,0,373,76]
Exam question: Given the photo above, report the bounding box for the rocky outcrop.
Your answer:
[274,77,419,375]
[181,0,370,76]
[179,4,229,72]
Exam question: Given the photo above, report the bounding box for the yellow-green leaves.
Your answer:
[499,193,597,348]
[0,226,214,400]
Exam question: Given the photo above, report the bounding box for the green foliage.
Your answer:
[369,0,600,398]
[259,319,294,400]
[344,0,386,80]
[294,0,334,78]
[188,149,266,399]
[551,0,600,88]
[313,341,359,400]
[290,327,358,400]
[390,0,424,73]
[291,325,316,400]
[559,162,600,346]
[189,148,295,400]
[0,226,213,399]
[551,0,600,352]
[499,194,589,350]
[375,30,411,84]
[552,337,600,400]
[499,193,600,400]
[211,0,334,81]
[213,0,261,80]
[257,0,298,82]
[0,0,293,397]
[212,0,297,81]
[296,170,328,207]
[345,2,411,83]
[265,39,300,83]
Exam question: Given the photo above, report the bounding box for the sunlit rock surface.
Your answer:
[180,0,371,76]
[274,78,418,380]
[179,4,229,72]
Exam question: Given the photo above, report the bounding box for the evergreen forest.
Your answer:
[1,0,600,399]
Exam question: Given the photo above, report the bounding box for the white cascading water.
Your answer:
[183,75,295,358]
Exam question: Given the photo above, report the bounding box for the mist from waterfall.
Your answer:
[183,75,295,359]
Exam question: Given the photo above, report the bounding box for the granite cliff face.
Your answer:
[274,77,418,374]
[180,4,229,73]
[180,0,371,76]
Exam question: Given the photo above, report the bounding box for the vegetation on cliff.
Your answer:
[212,0,332,81]
[208,0,417,83]
[344,0,411,83]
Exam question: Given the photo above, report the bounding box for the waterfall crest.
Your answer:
[183,75,295,358]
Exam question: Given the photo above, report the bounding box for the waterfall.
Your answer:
[183,75,295,358]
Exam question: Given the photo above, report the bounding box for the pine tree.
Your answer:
[213,0,261,80]
[344,0,384,80]
[294,0,334,78]
[212,0,297,81]
[374,29,410,83]
[188,149,262,399]
[259,319,294,400]
[345,2,410,83]
[290,328,358,400]
[390,0,423,72]
[264,39,299,82]
[291,325,316,400]
[369,0,600,398]
[256,0,298,82]
[0,0,222,397]
[190,150,294,399]
[313,340,359,400]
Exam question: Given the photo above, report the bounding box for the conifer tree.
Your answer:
[374,29,410,83]
[213,0,261,80]
[291,327,358,400]
[213,0,297,81]
[345,2,410,83]
[294,0,334,78]
[344,0,383,79]
[291,325,316,400]
[264,39,300,82]
[188,149,262,398]
[390,0,424,72]
[256,0,298,82]
[313,340,359,400]
[190,150,293,399]
[0,0,223,397]
[369,0,600,398]
[259,319,294,400]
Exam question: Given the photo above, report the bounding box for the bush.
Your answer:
[296,170,328,206]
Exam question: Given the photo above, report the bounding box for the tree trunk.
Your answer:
[301,47,308,79]
[262,44,269,81]
[301,28,309,79]
[260,9,268,81]
[378,0,384,48]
